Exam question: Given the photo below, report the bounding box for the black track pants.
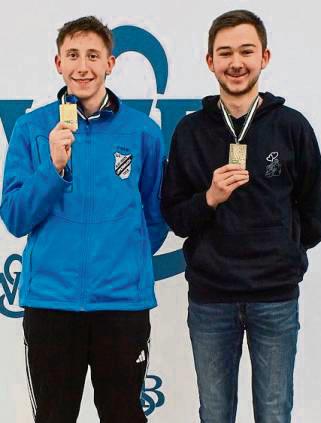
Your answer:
[23,307,150,423]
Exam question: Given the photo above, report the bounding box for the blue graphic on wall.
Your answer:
[112,25,201,156]
[0,254,24,318]
[142,374,165,416]
[0,25,201,319]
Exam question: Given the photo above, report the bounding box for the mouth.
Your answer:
[71,78,94,86]
[225,72,248,79]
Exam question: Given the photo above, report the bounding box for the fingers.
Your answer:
[215,164,244,174]
[49,122,75,172]
[224,173,249,187]
[58,129,75,143]
[225,178,249,193]
[55,121,77,132]
[215,174,249,192]
[49,127,75,146]
[207,164,250,208]
[213,167,249,184]
[212,163,249,190]
[214,170,249,193]
[214,165,248,180]
[216,170,248,181]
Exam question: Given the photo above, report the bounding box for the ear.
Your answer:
[206,53,215,73]
[261,48,271,70]
[55,54,62,74]
[106,55,116,76]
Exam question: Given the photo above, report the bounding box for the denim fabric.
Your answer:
[188,300,299,423]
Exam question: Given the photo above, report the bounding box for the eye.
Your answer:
[88,53,99,60]
[219,51,231,57]
[67,52,78,60]
[242,50,254,55]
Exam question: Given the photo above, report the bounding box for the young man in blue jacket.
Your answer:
[161,9,321,423]
[0,16,167,423]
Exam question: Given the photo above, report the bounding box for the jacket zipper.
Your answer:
[79,119,91,309]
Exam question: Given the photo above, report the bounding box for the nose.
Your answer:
[77,56,89,74]
[230,53,243,71]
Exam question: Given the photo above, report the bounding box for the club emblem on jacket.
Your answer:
[265,152,281,177]
[114,152,133,179]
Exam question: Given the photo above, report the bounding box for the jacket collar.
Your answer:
[57,86,120,121]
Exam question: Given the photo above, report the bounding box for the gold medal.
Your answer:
[220,96,260,171]
[59,103,78,129]
[229,143,247,169]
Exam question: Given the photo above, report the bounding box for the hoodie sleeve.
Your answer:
[139,125,168,254]
[0,117,72,238]
[161,124,216,238]
[294,118,321,249]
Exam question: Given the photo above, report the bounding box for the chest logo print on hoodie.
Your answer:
[114,152,133,180]
[265,152,281,178]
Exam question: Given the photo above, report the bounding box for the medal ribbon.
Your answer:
[219,95,260,144]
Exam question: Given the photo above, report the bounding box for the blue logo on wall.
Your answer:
[142,375,165,416]
[0,254,24,318]
[0,25,196,315]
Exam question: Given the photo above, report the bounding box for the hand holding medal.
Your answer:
[48,100,78,174]
[49,119,77,176]
[206,164,249,208]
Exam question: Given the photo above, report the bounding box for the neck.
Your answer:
[74,86,106,117]
[81,101,100,117]
[220,87,260,118]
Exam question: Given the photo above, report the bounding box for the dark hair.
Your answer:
[208,10,267,56]
[56,16,113,53]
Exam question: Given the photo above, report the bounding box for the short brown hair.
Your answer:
[56,16,113,54]
[208,10,267,56]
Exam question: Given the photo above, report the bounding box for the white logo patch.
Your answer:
[114,152,132,179]
[265,151,281,177]
[136,350,146,363]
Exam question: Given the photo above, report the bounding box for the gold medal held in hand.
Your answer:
[229,143,247,169]
[59,103,78,129]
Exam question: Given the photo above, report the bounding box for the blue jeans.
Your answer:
[188,299,299,423]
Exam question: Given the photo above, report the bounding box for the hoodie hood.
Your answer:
[202,92,285,121]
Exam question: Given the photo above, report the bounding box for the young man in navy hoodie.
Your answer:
[0,16,167,423]
[161,9,321,423]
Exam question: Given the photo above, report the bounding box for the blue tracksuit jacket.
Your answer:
[0,90,168,311]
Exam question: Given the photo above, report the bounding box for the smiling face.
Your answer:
[207,23,270,98]
[55,31,115,112]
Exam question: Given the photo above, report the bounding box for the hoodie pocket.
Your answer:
[190,226,306,290]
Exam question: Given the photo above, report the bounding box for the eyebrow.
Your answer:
[65,48,101,54]
[216,43,257,52]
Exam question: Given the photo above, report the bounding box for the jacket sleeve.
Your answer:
[0,118,72,238]
[160,125,216,238]
[139,126,168,254]
[294,119,321,249]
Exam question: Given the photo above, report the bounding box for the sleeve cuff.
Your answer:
[191,191,216,221]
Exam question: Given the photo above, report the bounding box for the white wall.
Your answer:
[1,0,321,421]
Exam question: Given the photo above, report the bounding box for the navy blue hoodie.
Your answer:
[161,92,321,303]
